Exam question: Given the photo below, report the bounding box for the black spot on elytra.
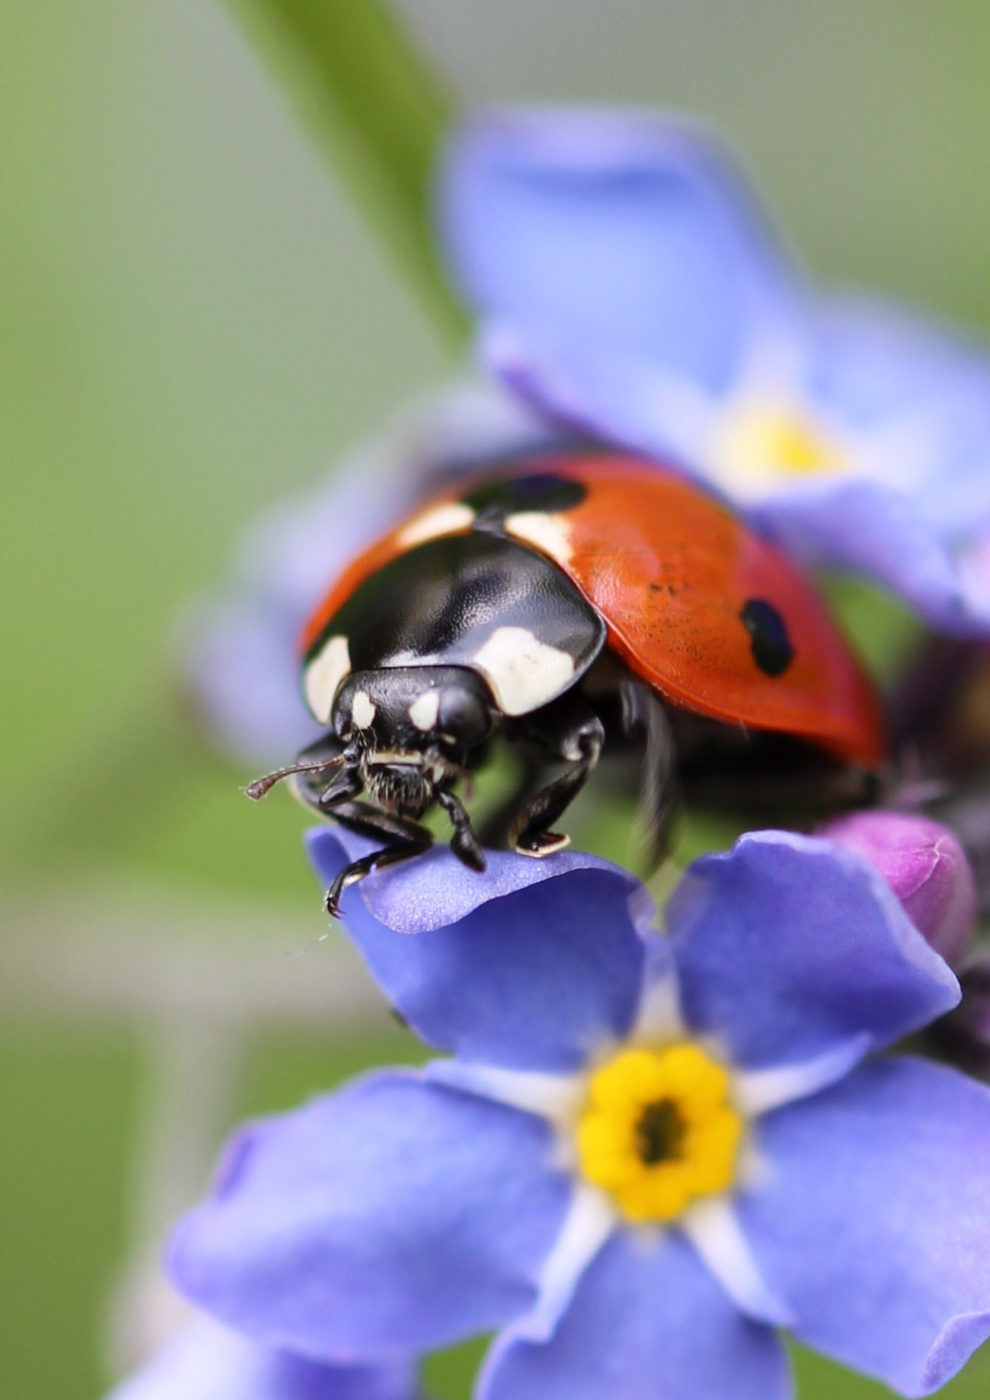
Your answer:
[740,598,794,677]
[462,472,587,529]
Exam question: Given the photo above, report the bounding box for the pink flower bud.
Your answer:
[820,811,976,965]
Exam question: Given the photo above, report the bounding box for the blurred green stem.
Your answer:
[227,0,468,345]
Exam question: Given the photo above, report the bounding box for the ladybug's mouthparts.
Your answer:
[364,759,434,818]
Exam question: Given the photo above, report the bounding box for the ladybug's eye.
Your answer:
[434,680,496,749]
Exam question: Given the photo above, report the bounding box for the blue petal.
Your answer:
[481,325,719,473]
[308,829,654,1072]
[180,595,323,767]
[669,832,959,1073]
[806,294,990,534]
[754,478,990,637]
[105,1321,416,1400]
[738,1058,990,1396]
[439,109,803,395]
[479,1229,790,1400]
[744,295,990,632]
[177,452,419,770]
[169,1072,570,1356]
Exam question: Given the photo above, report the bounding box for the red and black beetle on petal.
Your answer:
[249,454,887,914]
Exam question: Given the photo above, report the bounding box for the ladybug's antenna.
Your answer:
[245,751,345,801]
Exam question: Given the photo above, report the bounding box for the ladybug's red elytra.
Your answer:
[249,454,887,914]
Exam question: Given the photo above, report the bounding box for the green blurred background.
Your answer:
[2,2,990,1396]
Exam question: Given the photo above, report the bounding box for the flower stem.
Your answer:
[227,0,469,345]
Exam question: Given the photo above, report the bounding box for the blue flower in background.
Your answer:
[168,829,990,1400]
[437,108,990,635]
[104,1319,419,1400]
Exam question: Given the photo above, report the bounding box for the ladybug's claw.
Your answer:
[323,834,434,921]
[324,878,347,921]
[515,830,571,858]
[509,702,604,859]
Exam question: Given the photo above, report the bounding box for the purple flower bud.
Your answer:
[820,811,976,964]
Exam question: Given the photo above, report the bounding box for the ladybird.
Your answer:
[248,454,886,913]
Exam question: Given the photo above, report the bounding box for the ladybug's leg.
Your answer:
[617,679,679,871]
[321,796,432,845]
[476,755,548,850]
[509,697,605,857]
[318,798,433,918]
[323,838,434,919]
[436,788,486,872]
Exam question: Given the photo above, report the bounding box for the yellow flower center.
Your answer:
[576,1044,743,1224]
[712,398,849,493]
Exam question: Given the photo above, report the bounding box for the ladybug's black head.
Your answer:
[332,667,496,756]
[326,666,497,819]
[245,665,498,828]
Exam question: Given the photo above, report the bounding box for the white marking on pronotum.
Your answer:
[303,635,350,724]
[505,510,573,565]
[408,690,440,732]
[397,501,475,548]
[351,690,376,730]
[472,626,576,716]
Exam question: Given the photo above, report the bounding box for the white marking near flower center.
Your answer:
[733,1034,871,1116]
[351,690,376,730]
[472,626,576,716]
[522,1183,617,1343]
[408,690,440,731]
[397,501,475,548]
[427,1060,582,1125]
[304,634,350,724]
[632,971,686,1042]
[681,1198,792,1326]
[505,510,573,565]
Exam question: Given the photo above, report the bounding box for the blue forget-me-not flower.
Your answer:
[103,1318,420,1400]
[438,108,990,635]
[168,827,990,1400]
